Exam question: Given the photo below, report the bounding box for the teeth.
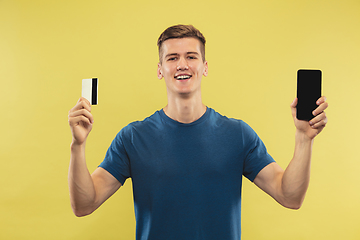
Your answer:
[176,75,191,80]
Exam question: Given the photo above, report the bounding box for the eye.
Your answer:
[187,55,197,60]
[167,57,177,61]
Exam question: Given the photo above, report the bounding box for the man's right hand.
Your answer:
[68,97,94,145]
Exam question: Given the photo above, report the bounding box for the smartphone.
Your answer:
[296,69,322,121]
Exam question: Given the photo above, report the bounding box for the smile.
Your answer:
[175,75,192,80]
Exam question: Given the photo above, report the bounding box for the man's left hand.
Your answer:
[291,96,328,140]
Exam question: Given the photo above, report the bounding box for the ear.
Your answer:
[203,61,208,77]
[157,62,163,79]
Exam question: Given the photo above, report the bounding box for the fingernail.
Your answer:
[309,121,313,125]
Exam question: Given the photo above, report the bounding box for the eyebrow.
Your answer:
[164,52,200,59]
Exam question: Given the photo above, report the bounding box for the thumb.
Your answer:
[290,98,298,118]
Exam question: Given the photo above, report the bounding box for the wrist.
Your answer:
[70,140,86,151]
[295,130,313,145]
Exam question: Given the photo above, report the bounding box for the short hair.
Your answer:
[157,24,206,63]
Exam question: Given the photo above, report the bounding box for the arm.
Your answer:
[68,97,121,217]
[254,97,328,209]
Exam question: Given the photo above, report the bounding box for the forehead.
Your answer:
[161,37,202,55]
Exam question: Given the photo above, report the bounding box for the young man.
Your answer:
[68,25,328,239]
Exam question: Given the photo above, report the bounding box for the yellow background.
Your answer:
[1,0,359,239]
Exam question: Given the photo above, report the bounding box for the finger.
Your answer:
[69,115,92,127]
[77,97,92,111]
[316,96,327,105]
[310,117,328,129]
[70,98,92,113]
[312,102,328,116]
[290,98,298,118]
[309,112,327,127]
[69,108,93,119]
[79,97,91,107]
[69,109,94,124]
[290,98,298,108]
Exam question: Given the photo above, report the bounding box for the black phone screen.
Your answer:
[296,69,322,121]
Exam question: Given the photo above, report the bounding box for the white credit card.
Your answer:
[82,78,98,105]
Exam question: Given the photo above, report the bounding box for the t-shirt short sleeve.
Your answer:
[99,128,131,185]
[240,121,275,182]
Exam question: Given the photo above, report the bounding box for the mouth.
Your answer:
[174,74,192,80]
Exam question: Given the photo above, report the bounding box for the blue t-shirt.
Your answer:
[99,107,274,240]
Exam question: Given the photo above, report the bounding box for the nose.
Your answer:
[176,57,188,71]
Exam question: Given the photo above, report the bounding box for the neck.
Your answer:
[163,93,206,124]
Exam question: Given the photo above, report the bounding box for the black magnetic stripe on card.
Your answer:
[92,78,97,105]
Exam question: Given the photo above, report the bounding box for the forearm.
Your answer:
[257,97,327,209]
[68,142,96,216]
[281,130,313,208]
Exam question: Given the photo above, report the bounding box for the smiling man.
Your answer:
[68,25,328,239]
[158,36,208,123]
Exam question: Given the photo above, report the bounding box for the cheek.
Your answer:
[161,65,175,80]
[164,66,171,74]
[192,65,205,75]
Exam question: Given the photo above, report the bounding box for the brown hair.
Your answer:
[157,24,206,63]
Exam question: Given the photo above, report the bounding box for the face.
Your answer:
[157,38,208,97]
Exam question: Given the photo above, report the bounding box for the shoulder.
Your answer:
[115,110,163,139]
[209,108,250,129]
[208,108,259,139]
